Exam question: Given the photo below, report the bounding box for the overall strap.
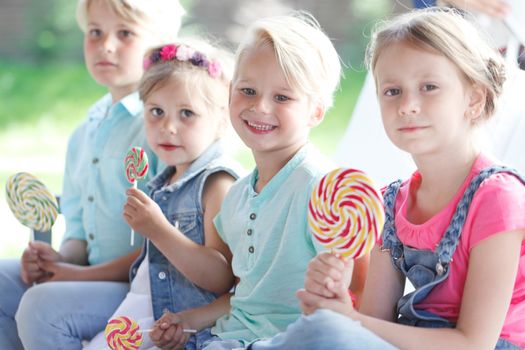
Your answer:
[381,179,404,259]
[435,165,525,265]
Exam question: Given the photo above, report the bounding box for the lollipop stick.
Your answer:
[130,181,137,246]
[138,328,197,334]
[30,228,35,243]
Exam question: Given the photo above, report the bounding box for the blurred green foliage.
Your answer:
[23,0,84,63]
[0,61,105,129]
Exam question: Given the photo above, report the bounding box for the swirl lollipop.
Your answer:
[105,315,196,350]
[125,147,149,187]
[105,316,143,350]
[308,168,385,259]
[124,147,149,245]
[6,172,59,240]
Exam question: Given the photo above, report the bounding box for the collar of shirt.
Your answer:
[148,140,226,192]
[87,92,142,122]
[249,143,311,199]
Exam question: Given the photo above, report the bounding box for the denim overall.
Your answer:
[129,142,240,350]
[381,165,523,350]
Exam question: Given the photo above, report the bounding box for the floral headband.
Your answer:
[143,44,222,79]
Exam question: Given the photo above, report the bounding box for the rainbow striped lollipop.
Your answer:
[124,147,149,246]
[308,168,385,259]
[6,172,59,236]
[105,316,143,350]
[125,147,149,187]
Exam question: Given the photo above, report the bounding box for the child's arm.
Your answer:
[124,172,235,294]
[150,293,232,349]
[359,245,405,321]
[36,248,141,282]
[321,230,524,350]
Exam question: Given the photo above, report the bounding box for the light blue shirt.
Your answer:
[213,144,333,343]
[60,92,161,265]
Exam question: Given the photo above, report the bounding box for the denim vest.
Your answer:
[382,165,524,350]
[129,141,241,350]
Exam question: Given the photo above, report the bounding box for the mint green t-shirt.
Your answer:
[213,144,334,343]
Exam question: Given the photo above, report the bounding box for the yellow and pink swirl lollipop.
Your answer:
[105,315,197,350]
[105,316,143,350]
[308,168,385,259]
[124,147,149,246]
[6,172,59,239]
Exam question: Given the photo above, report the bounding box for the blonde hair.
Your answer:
[366,8,506,121]
[139,39,233,117]
[234,11,341,110]
[76,0,185,45]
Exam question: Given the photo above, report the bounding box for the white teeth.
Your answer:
[247,121,275,131]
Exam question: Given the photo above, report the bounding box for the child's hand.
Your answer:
[123,188,167,239]
[297,279,355,317]
[150,312,192,350]
[20,241,62,284]
[36,261,83,282]
[304,252,353,299]
[441,0,509,19]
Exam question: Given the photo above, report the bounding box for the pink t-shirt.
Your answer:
[390,154,525,347]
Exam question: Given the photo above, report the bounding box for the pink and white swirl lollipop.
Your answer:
[124,147,149,245]
[125,147,149,187]
[308,168,385,259]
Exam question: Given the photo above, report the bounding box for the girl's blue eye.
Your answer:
[118,30,133,39]
[241,88,255,96]
[385,88,400,96]
[275,95,290,102]
[180,109,194,119]
[88,29,102,38]
[422,84,438,92]
[150,107,164,118]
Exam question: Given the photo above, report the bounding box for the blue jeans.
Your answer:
[0,259,129,350]
[202,310,397,350]
[0,259,27,349]
[251,309,398,350]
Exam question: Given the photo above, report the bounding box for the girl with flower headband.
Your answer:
[84,39,244,350]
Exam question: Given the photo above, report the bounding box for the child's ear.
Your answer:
[466,84,487,121]
[308,103,325,127]
[228,83,232,107]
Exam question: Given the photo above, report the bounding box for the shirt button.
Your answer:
[247,229,253,236]
[158,271,167,280]
[248,246,254,254]
[88,233,95,240]
[92,158,99,164]
[162,196,167,201]
[87,196,94,202]
[249,213,256,220]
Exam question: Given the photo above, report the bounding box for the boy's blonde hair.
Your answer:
[139,39,233,117]
[234,11,341,110]
[366,8,506,121]
[76,0,185,45]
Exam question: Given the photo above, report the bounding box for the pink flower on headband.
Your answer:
[176,45,195,61]
[208,61,222,78]
[160,44,178,60]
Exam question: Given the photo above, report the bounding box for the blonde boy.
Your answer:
[0,1,184,349]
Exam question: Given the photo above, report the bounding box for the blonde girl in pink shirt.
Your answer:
[252,8,525,350]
